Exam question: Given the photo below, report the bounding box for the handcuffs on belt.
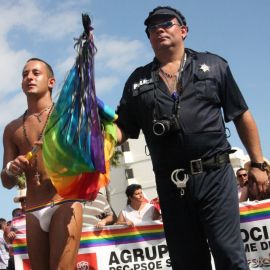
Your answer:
[171,154,230,196]
[171,169,189,196]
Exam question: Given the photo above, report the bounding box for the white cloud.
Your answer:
[0,1,83,41]
[96,76,119,94]
[0,0,149,125]
[0,93,26,128]
[0,47,31,96]
[52,35,149,95]
[96,35,147,72]
[55,55,76,79]
[0,0,90,96]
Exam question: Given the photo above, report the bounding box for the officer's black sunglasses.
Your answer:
[147,21,181,33]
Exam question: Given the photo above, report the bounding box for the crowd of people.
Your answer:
[0,184,161,269]
[1,5,269,270]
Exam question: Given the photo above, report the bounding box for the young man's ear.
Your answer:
[48,77,56,89]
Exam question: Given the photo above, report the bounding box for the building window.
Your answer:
[121,141,130,152]
[125,168,134,180]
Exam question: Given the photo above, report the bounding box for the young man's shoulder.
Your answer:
[4,115,23,134]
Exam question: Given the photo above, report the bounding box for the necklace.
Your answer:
[22,103,54,183]
[159,53,187,94]
[159,69,180,94]
[159,68,179,79]
[27,105,52,123]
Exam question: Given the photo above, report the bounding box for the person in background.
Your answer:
[116,184,160,226]
[4,189,27,270]
[82,192,116,228]
[150,196,161,213]
[0,219,9,270]
[115,5,268,270]
[236,168,249,202]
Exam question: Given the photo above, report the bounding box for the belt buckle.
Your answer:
[190,159,203,175]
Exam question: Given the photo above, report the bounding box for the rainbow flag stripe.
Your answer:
[240,200,270,223]
[80,224,165,248]
[13,236,27,255]
[13,224,165,255]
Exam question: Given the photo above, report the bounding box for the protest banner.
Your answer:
[13,200,270,270]
[13,222,172,270]
[240,199,270,270]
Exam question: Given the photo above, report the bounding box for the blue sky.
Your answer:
[0,0,269,220]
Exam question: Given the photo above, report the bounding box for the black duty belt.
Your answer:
[173,152,230,176]
[170,152,230,196]
[189,152,230,175]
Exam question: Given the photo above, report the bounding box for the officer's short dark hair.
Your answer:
[144,6,188,38]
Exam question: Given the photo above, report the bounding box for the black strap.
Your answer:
[202,152,230,169]
[189,152,230,175]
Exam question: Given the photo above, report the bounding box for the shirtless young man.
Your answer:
[1,58,83,270]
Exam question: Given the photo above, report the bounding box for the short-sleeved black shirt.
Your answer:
[116,49,248,172]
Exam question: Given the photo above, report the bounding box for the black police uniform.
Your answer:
[116,48,249,270]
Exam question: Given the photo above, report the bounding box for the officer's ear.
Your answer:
[180,25,189,40]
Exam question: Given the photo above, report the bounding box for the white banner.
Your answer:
[14,200,270,270]
[13,222,172,270]
[240,199,270,269]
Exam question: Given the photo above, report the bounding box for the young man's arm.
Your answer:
[1,124,19,189]
[234,110,268,193]
[1,122,29,189]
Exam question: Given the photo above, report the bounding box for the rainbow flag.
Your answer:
[240,200,270,223]
[13,235,27,255]
[80,224,165,248]
[41,14,117,200]
[13,224,165,256]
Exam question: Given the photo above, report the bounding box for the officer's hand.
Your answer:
[248,168,269,194]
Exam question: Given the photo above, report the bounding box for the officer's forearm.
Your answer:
[234,110,264,162]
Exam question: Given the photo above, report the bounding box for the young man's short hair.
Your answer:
[26,58,54,77]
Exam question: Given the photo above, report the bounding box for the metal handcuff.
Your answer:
[170,169,189,196]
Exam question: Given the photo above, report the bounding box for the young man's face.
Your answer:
[21,60,55,96]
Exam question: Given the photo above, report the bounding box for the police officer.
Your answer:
[116,6,268,270]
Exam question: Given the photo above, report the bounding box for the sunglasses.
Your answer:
[147,21,181,33]
[237,173,247,178]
